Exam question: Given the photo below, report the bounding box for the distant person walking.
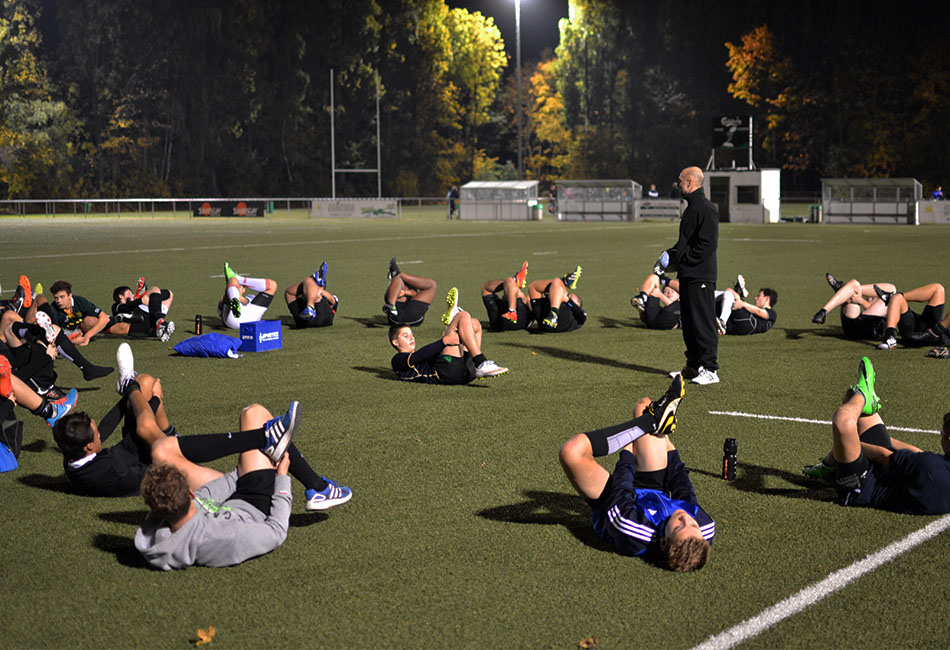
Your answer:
[933,185,945,200]
[647,184,659,198]
[447,185,459,220]
[656,166,720,384]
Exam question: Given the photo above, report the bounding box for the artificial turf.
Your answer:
[1,214,949,648]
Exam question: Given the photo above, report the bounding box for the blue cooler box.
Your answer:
[239,320,282,352]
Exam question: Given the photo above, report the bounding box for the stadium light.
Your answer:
[514,0,523,180]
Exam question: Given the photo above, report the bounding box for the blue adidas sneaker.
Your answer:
[305,478,353,511]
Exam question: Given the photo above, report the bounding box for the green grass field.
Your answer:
[2,214,950,649]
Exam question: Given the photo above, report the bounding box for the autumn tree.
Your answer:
[0,0,74,198]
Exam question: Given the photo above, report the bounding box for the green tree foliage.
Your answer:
[0,0,74,198]
[443,7,507,182]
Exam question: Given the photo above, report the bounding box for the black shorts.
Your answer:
[641,297,680,330]
[840,312,885,340]
[390,299,429,327]
[433,353,477,385]
[288,297,335,328]
[533,300,575,333]
[230,469,276,516]
[483,295,529,331]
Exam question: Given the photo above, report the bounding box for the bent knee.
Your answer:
[241,403,271,429]
[633,396,653,417]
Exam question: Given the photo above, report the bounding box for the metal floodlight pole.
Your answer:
[515,0,523,180]
[330,68,336,199]
[376,72,382,198]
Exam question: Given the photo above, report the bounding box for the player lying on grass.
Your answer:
[284,262,339,328]
[34,279,114,347]
[558,375,715,572]
[528,266,586,333]
[632,270,681,330]
[52,344,352,511]
[811,273,891,340]
[382,257,437,327]
[111,278,175,342]
[389,288,508,383]
[481,261,530,331]
[1,301,113,383]
[873,282,948,350]
[802,356,950,514]
[0,355,78,436]
[218,262,278,329]
[718,282,778,336]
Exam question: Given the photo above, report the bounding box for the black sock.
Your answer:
[148,293,163,323]
[30,398,55,419]
[176,428,266,463]
[289,443,328,492]
[473,353,487,367]
[583,413,654,456]
[924,304,944,326]
[885,327,898,340]
[98,398,128,443]
[55,332,113,379]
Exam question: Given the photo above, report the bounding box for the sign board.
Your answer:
[310,199,398,218]
[239,320,282,352]
[712,116,752,149]
[193,200,267,217]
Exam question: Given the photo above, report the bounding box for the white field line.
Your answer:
[532,251,558,255]
[722,237,820,243]
[708,409,940,435]
[691,514,950,650]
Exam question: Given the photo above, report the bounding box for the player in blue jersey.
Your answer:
[558,375,715,572]
[802,357,950,515]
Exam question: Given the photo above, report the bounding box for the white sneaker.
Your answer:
[155,318,175,342]
[735,274,749,298]
[691,367,720,385]
[475,360,508,378]
[34,311,58,343]
[115,342,137,394]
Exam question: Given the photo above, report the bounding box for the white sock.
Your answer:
[240,276,268,292]
[227,286,241,301]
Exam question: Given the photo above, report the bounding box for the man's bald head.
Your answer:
[677,166,704,196]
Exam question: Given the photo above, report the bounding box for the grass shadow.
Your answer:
[477,489,612,553]
[500,341,669,376]
[343,315,389,329]
[92,533,149,568]
[352,366,396,380]
[598,315,637,329]
[692,464,835,502]
[20,439,48,453]
[780,326,847,340]
[290,512,328,527]
[17,472,78,494]
[100,510,149,526]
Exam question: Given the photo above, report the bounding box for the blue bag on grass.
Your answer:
[0,442,16,473]
[173,333,243,358]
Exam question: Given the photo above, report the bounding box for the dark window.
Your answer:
[736,185,759,204]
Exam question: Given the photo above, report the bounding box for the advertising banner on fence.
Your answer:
[193,201,267,217]
[310,199,398,218]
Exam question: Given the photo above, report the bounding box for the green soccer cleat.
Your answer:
[229,297,242,318]
[851,356,881,416]
[224,262,238,281]
[563,265,582,291]
[442,287,460,326]
[648,374,685,436]
[802,458,836,482]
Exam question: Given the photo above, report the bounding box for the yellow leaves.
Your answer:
[194,626,216,646]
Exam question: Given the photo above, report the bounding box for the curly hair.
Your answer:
[663,535,711,572]
[141,464,192,523]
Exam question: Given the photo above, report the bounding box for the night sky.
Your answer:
[449,0,570,67]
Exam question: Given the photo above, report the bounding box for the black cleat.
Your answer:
[388,257,401,281]
[812,308,827,325]
[647,374,685,436]
[825,273,843,292]
[873,284,895,305]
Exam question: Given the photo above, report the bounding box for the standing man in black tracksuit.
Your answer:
[660,166,720,384]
